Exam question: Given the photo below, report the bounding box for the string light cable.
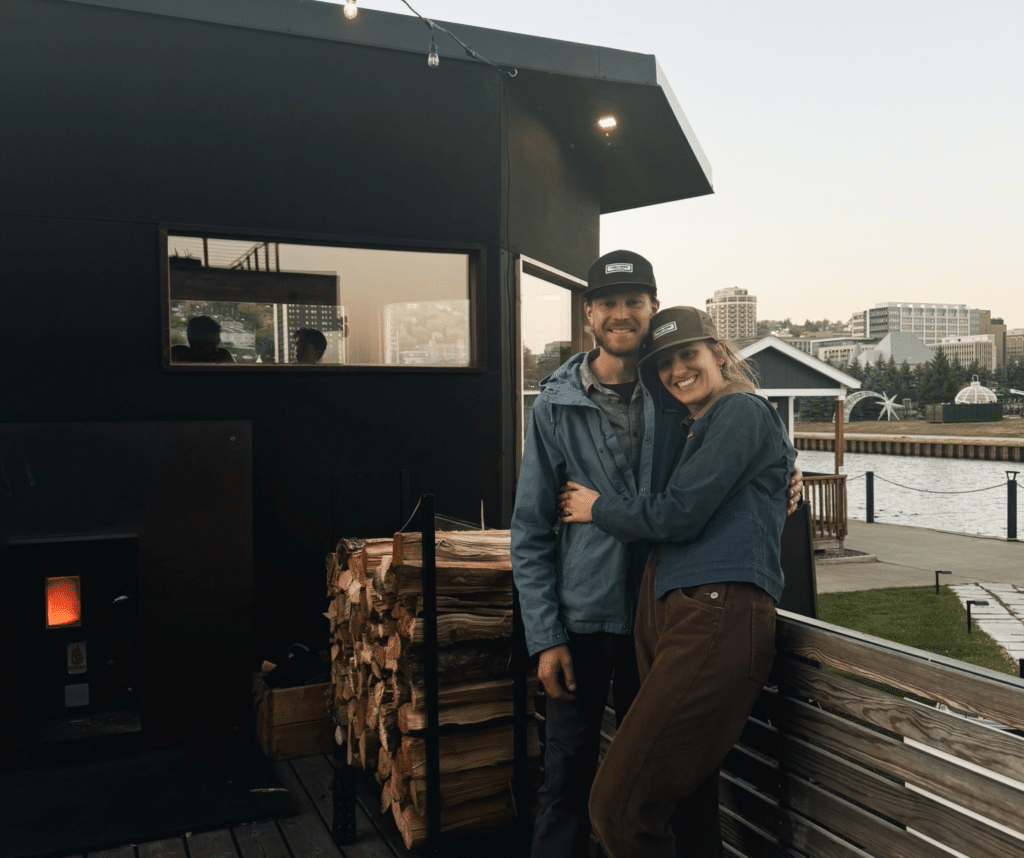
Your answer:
[361,0,519,75]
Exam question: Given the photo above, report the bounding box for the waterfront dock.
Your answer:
[795,430,1023,461]
[816,519,1023,593]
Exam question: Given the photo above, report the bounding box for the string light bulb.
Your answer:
[343,0,358,20]
[428,38,439,67]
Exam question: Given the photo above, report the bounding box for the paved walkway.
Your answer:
[815,519,1024,663]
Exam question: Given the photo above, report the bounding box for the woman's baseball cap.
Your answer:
[584,250,657,300]
[639,306,719,365]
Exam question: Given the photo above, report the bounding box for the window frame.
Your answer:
[514,255,588,475]
[159,225,487,372]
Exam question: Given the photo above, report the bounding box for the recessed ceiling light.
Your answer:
[598,116,617,130]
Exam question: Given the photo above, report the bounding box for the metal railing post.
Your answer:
[865,471,874,524]
[1007,471,1019,541]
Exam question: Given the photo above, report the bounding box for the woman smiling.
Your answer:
[557,305,795,858]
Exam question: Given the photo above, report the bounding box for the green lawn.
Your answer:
[816,586,1019,676]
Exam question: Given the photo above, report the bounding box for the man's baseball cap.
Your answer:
[584,250,657,300]
[639,306,719,365]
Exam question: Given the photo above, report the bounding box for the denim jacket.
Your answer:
[591,388,794,601]
[511,353,686,656]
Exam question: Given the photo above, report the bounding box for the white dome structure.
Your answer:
[954,375,998,404]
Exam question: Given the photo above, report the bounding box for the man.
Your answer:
[512,249,677,858]
[171,315,235,363]
[512,250,800,857]
[294,327,327,364]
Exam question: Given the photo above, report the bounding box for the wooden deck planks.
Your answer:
[137,839,189,858]
[288,755,400,858]
[186,830,238,858]
[233,822,291,858]
[87,849,134,858]
[274,757,350,858]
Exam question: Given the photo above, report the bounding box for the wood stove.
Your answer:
[10,534,141,751]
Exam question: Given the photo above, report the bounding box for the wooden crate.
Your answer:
[253,673,335,760]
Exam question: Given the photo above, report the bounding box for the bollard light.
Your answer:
[934,570,951,595]
[966,600,989,633]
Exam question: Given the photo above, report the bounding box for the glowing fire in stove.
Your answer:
[46,576,82,628]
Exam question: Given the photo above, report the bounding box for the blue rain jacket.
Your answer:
[591,389,795,601]
[511,353,685,656]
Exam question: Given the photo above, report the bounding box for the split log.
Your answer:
[396,722,540,779]
[398,694,535,732]
[392,530,512,565]
[398,612,513,645]
[359,726,380,770]
[410,762,516,813]
[392,793,516,851]
[377,746,393,782]
[409,676,538,711]
[404,641,516,683]
[380,560,513,598]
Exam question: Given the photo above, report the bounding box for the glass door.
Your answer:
[516,256,588,471]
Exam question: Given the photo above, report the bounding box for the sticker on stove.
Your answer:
[65,683,89,707]
[68,642,87,675]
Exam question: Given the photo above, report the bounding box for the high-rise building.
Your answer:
[862,302,979,345]
[978,311,1007,367]
[931,335,997,373]
[1005,329,1024,364]
[706,287,756,340]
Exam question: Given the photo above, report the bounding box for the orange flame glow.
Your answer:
[46,576,82,628]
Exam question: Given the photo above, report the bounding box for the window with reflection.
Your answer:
[165,235,477,367]
[521,274,576,433]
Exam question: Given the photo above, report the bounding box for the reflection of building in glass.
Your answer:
[169,300,275,363]
[274,304,346,364]
[219,320,257,362]
[383,300,469,366]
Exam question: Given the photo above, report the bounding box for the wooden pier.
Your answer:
[795,432,1023,462]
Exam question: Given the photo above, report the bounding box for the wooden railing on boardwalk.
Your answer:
[721,610,1024,858]
[802,473,847,549]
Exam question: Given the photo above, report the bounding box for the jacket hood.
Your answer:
[536,352,592,407]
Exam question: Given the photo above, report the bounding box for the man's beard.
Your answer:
[593,328,642,358]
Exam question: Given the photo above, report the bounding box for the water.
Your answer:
[795,450,1020,539]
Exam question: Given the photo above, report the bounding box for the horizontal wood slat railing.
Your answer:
[802,474,848,548]
[721,610,1024,858]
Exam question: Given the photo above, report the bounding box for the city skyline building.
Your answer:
[862,302,979,345]
[706,286,757,340]
[932,334,998,373]
[1006,329,1024,364]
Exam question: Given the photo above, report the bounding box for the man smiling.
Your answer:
[511,249,681,857]
[513,252,801,856]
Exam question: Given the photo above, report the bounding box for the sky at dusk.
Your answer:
[335,0,1022,329]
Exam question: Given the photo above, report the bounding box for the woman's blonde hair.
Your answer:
[710,338,758,393]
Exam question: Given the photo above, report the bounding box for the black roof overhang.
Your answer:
[67,0,713,214]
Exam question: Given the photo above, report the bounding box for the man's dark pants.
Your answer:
[531,631,640,858]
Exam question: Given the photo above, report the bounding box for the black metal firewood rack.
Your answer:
[333,494,532,856]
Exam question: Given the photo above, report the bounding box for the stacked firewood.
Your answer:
[325,529,539,850]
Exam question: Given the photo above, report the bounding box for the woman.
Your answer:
[557,305,795,858]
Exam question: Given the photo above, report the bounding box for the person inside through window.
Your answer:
[171,315,235,363]
[294,328,327,364]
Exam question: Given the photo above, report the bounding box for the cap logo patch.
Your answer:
[652,321,677,339]
[605,262,633,274]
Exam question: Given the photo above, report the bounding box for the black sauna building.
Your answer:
[0,0,712,757]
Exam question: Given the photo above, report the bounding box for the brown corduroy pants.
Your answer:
[589,549,777,858]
